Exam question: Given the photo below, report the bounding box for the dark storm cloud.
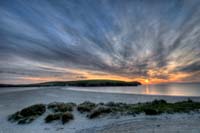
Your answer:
[0,0,200,83]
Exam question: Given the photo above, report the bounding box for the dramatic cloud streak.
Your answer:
[0,0,200,84]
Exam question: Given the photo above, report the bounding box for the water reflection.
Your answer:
[63,83,200,96]
[145,85,150,94]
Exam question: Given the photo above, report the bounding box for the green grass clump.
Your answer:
[105,102,130,112]
[61,112,74,124]
[45,112,74,124]
[87,106,112,119]
[48,102,76,112]
[86,99,200,118]
[8,104,46,124]
[171,99,200,113]
[45,113,62,123]
[124,99,200,115]
[77,101,96,113]
[20,104,46,116]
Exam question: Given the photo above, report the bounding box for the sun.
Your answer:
[145,79,149,84]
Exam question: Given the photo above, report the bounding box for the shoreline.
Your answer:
[1,86,200,98]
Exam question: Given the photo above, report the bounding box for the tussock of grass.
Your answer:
[77,101,96,113]
[61,112,74,124]
[45,112,74,124]
[47,102,76,112]
[8,104,46,124]
[87,106,112,119]
[45,113,61,123]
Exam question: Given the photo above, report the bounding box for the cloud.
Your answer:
[0,0,200,84]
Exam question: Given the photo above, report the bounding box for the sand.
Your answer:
[0,86,200,133]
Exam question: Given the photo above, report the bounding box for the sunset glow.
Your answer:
[145,79,149,84]
[0,0,199,85]
[1,1,200,133]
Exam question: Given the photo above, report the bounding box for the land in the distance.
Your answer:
[0,79,141,87]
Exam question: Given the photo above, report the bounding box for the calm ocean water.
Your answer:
[0,83,200,96]
[65,83,200,96]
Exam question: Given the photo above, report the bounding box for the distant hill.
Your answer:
[0,79,141,87]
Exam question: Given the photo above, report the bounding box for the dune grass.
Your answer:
[77,101,97,113]
[47,102,76,112]
[8,104,46,124]
[45,112,74,124]
[78,99,200,118]
[8,99,200,124]
[45,113,61,123]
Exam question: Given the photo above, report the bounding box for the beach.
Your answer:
[0,87,200,133]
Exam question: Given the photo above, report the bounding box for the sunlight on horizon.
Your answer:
[145,79,149,84]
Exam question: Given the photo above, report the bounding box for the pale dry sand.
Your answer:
[0,86,200,133]
[78,113,200,133]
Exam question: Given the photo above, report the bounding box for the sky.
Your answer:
[0,0,200,84]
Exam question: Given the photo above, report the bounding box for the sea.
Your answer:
[65,83,200,96]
